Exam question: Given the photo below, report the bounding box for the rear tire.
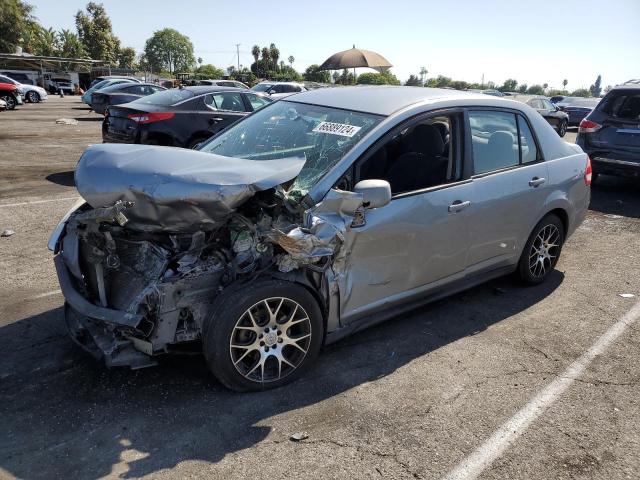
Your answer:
[558,120,567,137]
[517,214,564,285]
[203,279,324,392]
[26,91,40,103]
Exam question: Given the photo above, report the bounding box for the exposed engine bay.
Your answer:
[53,144,364,367]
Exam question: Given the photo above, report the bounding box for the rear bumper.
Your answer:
[591,156,640,177]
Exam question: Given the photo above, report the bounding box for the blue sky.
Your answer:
[28,0,640,89]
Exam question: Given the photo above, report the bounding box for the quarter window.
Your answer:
[517,115,538,163]
[469,111,519,174]
[245,93,270,111]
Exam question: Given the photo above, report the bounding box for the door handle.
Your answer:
[529,177,546,187]
[448,200,471,213]
[209,117,224,124]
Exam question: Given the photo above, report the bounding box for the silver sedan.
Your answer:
[49,86,591,391]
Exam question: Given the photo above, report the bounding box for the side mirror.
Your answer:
[353,179,392,209]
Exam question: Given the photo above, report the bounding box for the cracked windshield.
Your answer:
[200,101,382,196]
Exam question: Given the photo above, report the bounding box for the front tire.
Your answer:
[517,214,564,285]
[203,279,324,391]
[2,95,16,110]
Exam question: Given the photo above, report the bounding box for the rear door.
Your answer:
[202,91,249,134]
[466,109,548,273]
[588,90,640,161]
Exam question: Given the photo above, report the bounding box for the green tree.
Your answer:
[195,64,224,78]
[144,28,195,74]
[449,80,470,90]
[303,64,330,83]
[499,78,518,92]
[570,88,591,97]
[117,46,136,69]
[589,74,602,97]
[518,83,528,93]
[251,45,260,65]
[32,26,58,56]
[562,79,568,91]
[527,84,545,95]
[0,0,36,53]
[419,67,428,86]
[332,71,340,83]
[57,29,86,58]
[434,75,452,87]
[75,2,121,63]
[269,43,279,71]
[288,55,294,67]
[357,70,400,85]
[405,74,421,86]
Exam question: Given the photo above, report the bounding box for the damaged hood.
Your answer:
[75,144,306,232]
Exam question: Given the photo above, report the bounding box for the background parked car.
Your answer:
[576,82,640,179]
[91,83,167,115]
[554,97,600,126]
[88,75,141,89]
[251,81,307,99]
[46,77,74,94]
[526,97,569,136]
[0,71,34,85]
[197,79,249,89]
[82,78,140,106]
[0,74,47,103]
[103,86,272,148]
[0,82,23,110]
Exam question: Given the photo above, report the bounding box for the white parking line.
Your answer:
[443,299,640,480]
[31,289,62,300]
[0,197,79,209]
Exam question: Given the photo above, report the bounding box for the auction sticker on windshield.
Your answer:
[312,121,362,137]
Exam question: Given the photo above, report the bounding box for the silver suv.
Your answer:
[49,86,591,391]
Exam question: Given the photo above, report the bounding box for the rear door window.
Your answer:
[469,111,520,174]
[204,92,246,112]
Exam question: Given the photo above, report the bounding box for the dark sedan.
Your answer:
[554,97,600,126]
[526,97,569,137]
[103,86,272,148]
[91,83,166,115]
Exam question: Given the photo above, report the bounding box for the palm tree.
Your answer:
[261,47,270,77]
[419,67,427,86]
[251,45,260,65]
[269,43,279,71]
[562,79,568,92]
[543,83,549,92]
[288,55,294,67]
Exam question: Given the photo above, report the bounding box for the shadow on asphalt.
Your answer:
[589,174,640,219]
[73,116,103,122]
[0,272,564,479]
[45,171,75,187]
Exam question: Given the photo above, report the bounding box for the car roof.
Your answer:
[289,85,491,116]
[182,86,247,94]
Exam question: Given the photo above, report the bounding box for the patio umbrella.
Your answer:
[319,45,392,72]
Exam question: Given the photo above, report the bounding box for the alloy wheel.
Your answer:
[27,91,39,103]
[229,297,312,383]
[528,224,560,278]
[2,95,15,110]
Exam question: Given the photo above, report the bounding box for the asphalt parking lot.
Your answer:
[1,97,639,480]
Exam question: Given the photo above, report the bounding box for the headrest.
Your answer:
[402,124,445,156]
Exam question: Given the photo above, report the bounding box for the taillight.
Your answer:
[584,156,593,186]
[127,112,175,124]
[578,118,601,133]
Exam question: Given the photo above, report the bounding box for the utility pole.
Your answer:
[236,43,241,71]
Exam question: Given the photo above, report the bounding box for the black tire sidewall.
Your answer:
[558,121,567,137]
[518,214,565,285]
[203,279,324,392]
